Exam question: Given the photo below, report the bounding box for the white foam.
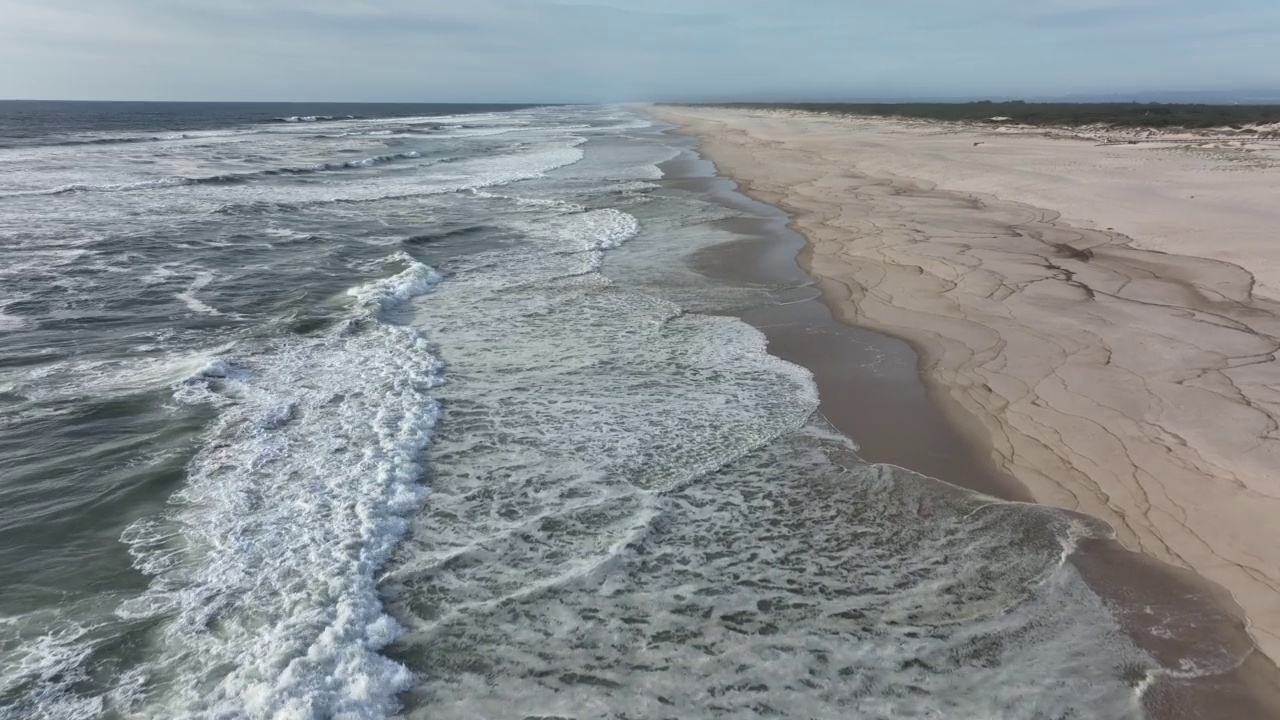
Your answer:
[0,106,654,720]
[175,271,221,316]
[432,141,586,194]
[527,207,641,255]
[429,127,524,140]
[262,227,316,242]
[305,151,422,173]
[7,344,240,406]
[370,108,1158,720]
[0,104,1174,720]
[115,254,446,718]
[0,615,107,720]
[347,252,443,313]
[0,177,189,197]
[469,189,584,212]
[581,208,641,251]
[0,150,432,199]
[0,307,31,332]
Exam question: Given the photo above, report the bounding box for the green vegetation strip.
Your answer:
[687,102,1280,129]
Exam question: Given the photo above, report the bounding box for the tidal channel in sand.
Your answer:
[653,114,1280,719]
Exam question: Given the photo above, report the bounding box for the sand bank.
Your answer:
[650,106,1280,688]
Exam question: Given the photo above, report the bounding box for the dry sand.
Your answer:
[649,106,1280,677]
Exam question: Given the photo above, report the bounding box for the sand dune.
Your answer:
[651,106,1280,670]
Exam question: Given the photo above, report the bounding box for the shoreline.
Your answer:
[658,148,1032,502]
[651,107,1280,718]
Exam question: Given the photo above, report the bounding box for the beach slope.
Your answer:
[650,106,1280,672]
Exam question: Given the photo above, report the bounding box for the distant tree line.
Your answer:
[691,101,1280,129]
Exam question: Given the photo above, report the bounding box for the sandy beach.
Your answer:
[652,105,1280,712]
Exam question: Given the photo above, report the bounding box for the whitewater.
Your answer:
[0,102,1158,719]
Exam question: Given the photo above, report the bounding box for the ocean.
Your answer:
[0,101,1158,719]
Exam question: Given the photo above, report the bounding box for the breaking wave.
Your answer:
[0,152,428,197]
[118,254,445,718]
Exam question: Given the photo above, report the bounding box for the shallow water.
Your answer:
[0,102,1156,719]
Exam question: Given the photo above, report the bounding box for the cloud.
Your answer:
[0,0,1276,101]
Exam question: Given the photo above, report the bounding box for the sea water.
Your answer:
[0,102,1154,719]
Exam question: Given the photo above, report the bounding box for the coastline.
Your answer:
[650,106,1280,717]
[657,148,1032,502]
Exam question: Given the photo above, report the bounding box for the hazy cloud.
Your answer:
[0,0,1276,101]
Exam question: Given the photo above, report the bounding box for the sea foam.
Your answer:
[118,254,444,719]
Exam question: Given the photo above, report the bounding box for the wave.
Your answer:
[0,135,152,150]
[260,150,424,175]
[347,251,444,314]
[0,130,257,150]
[0,110,529,150]
[0,307,32,332]
[1,177,194,197]
[115,253,445,717]
[272,115,359,123]
[55,136,150,147]
[314,125,522,141]
[206,141,586,213]
[0,151,428,198]
[583,208,641,250]
[175,271,223,317]
[404,224,501,245]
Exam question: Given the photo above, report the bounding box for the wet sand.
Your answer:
[662,152,1031,503]
[652,110,1280,718]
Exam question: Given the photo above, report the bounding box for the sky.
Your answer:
[1,0,1278,102]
